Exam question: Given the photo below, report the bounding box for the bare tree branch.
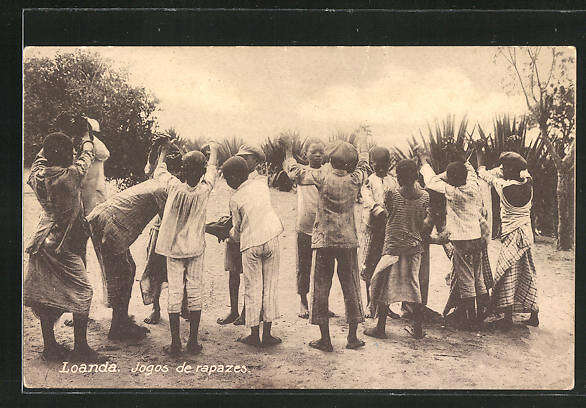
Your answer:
[506,47,533,111]
[540,130,563,169]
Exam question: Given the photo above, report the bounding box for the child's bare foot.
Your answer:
[144,310,161,325]
[185,341,203,355]
[233,315,245,326]
[163,343,182,358]
[217,311,239,325]
[41,343,70,361]
[522,314,539,327]
[346,338,365,349]
[71,345,108,363]
[363,327,387,339]
[237,335,261,347]
[308,339,333,352]
[262,335,282,347]
[298,311,309,319]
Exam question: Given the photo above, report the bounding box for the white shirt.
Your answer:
[361,173,398,226]
[229,178,283,252]
[421,162,482,241]
[154,161,218,258]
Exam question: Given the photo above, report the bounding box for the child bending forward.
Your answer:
[154,141,220,356]
[365,159,431,340]
[222,156,284,347]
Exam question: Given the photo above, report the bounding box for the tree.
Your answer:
[495,46,575,250]
[24,50,160,186]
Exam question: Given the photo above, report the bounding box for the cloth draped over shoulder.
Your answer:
[24,148,95,317]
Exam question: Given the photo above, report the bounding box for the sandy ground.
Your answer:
[22,176,575,390]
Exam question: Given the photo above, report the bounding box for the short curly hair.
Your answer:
[43,132,74,167]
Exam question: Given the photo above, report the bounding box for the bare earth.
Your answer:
[22,177,574,389]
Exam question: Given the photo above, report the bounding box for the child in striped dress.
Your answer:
[365,159,432,339]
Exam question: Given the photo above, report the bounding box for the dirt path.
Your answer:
[22,179,574,389]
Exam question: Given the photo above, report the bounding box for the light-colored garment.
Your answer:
[87,179,167,255]
[166,255,204,313]
[155,162,218,258]
[370,252,423,305]
[421,162,482,240]
[361,172,398,227]
[81,136,110,215]
[241,237,280,327]
[229,178,283,252]
[478,166,533,241]
[283,163,320,235]
[283,153,370,248]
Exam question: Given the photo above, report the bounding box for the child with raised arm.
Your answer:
[282,134,370,352]
[282,138,330,319]
[360,146,398,311]
[221,156,284,347]
[417,148,493,329]
[154,141,220,356]
[365,159,431,340]
[477,149,538,330]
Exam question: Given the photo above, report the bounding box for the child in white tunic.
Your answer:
[154,141,220,356]
[222,156,284,348]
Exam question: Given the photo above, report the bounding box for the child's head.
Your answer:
[304,139,325,169]
[222,156,249,190]
[53,113,91,142]
[499,151,527,180]
[236,145,266,174]
[43,132,74,167]
[182,150,207,187]
[446,161,467,187]
[327,141,358,172]
[369,146,391,177]
[395,159,418,187]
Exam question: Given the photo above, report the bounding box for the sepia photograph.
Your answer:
[22,45,575,390]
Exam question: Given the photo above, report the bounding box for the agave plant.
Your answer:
[261,130,308,175]
[328,124,377,152]
[217,136,246,166]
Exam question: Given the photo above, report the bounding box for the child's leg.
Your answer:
[217,269,240,325]
[336,248,365,349]
[165,257,185,355]
[238,246,262,347]
[308,248,335,352]
[145,286,162,324]
[185,255,204,354]
[35,306,69,360]
[261,238,282,346]
[364,303,388,338]
[296,233,312,318]
[72,312,106,362]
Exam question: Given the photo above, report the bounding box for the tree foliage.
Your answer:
[23,50,160,185]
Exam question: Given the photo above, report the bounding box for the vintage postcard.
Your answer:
[22,45,575,390]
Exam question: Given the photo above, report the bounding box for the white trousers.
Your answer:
[166,255,204,313]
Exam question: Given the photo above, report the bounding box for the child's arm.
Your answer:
[349,133,371,186]
[228,198,242,245]
[282,135,324,187]
[71,138,96,186]
[92,136,110,162]
[202,141,220,189]
[362,178,386,218]
[153,142,181,190]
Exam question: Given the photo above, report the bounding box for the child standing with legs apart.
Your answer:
[477,149,539,330]
[282,134,369,352]
[360,146,398,315]
[365,159,432,340]
[221,156,284,347]
[154,141,220,356]
[282,138,330,319]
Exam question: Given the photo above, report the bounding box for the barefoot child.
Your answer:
[365,159,431,340]
[221,156,284,347]
[282,135,369,352]
[418,149,493,329]
[477,150,539,329]
[360,146,398,311]
[154,142,220,356]
[217,144,266,326]
[24,132,106,362]
[282,138,329,319]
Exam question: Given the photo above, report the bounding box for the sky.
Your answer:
[24,46,573,148]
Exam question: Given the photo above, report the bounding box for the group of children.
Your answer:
[25,114,540,363]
